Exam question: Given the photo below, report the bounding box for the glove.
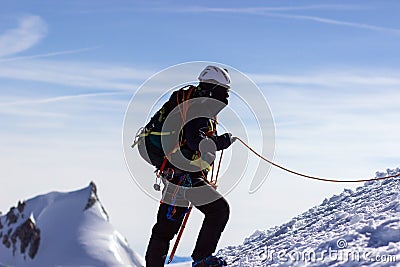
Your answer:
[214,133,236,150]
[222,133,236,149]
[222,133,236,146]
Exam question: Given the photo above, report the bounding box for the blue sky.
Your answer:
[1,0,400,258]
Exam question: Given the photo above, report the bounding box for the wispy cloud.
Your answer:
[0,15,47,57]
[0,59,152,90]
[182,5,361,13]
[249,72,400,87]
[0,92,126,107]
[0,46,102,63]
[262,12,400,35]
[179,6,400,35]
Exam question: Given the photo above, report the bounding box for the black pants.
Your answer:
[145,174,230,267]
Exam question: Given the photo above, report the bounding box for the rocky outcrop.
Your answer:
[84,181,109,220]
[17,201,26,213]
[84,181,98,211]
[2,233,11,248]
[1,202,41,260]
[6,208,18,226]
[11,218,40,258]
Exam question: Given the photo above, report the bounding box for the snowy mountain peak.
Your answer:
[0,182,144,267]
[218,168,400,266]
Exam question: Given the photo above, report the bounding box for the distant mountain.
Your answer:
[0,182,144,267]
[218,168,400,266]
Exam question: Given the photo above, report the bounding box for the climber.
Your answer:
[144,65,235,267]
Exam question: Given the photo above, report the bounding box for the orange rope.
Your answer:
[176,86,194,124]
[215,150,224,183]
[211,163,215,182]
[168,205,193,264]
[235,137,400,183]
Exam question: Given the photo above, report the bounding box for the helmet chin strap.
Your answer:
[197,84,229,101]
[196,84,217,97]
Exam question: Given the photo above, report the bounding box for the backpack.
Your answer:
[132,85,196,169]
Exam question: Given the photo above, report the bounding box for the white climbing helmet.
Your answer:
[198,65,231,89]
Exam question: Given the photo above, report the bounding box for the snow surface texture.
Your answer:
[1,169,399,267]
[217,168,400,266]
[0,182,144,267]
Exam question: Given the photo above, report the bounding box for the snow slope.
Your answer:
[217,168,400,266]
[0,182,144,267]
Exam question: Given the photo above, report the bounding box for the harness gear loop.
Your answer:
[131,127,144,148]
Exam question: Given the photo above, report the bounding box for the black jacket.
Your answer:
[167,116,232,173]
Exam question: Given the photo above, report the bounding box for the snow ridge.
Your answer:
[0,182,144,267]
[218,168,400,267]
